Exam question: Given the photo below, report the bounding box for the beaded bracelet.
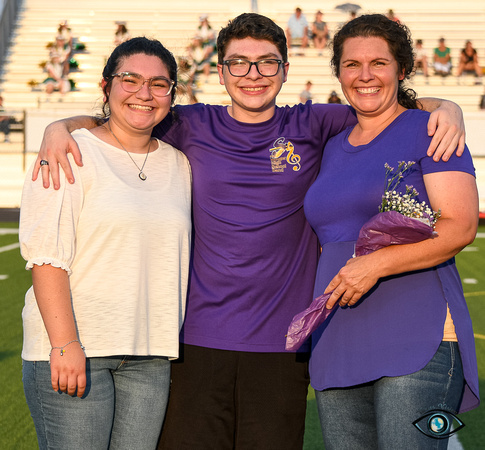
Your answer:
[49,339,85,357]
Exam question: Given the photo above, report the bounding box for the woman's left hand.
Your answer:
[324,254,380,309]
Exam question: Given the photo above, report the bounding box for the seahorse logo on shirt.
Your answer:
[269,137,301,173]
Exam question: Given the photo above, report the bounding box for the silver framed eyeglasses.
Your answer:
[222,59,283,77]
[111,72,175,96]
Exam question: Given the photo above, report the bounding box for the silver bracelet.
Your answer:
[49,339,85,357]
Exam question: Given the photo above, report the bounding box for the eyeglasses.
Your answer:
[111,72,175,96]
[222,59,283,77]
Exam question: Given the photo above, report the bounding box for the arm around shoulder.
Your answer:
[417,98,465,161]
[33,115,101,189]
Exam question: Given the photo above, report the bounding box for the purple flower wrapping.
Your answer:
[355,210,437,257]
[285,291,334,351]
[285,211,436,351]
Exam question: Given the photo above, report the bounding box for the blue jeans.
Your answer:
[315,342,465,450]
[23,355,170,450]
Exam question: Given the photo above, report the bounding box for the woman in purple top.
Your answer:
[304,15,480,449]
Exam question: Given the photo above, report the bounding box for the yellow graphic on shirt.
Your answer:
[269,138,301,173]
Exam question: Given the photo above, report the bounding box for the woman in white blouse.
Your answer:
[19,37,192,450]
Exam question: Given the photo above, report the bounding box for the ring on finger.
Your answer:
[40,160,49,166]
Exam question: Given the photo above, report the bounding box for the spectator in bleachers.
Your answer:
[327,90,342,104]
[346,10,358,24]
[286,7,309,54]
[57,20,73,49]
[43,52,71,97]
[312,10,329,56]
[0,95,11,143]
[55,20,86,56]
[456,40,482,84]
[186,35,213,85]
[251,0,258,13]
[414,39,429,79]
[196,14,216,51]
[299,80,313,103]
[480,91,485,109]
[385,9,400,23]
[50,34,71,77]
[433,37,452,77]
[114,22,131,46]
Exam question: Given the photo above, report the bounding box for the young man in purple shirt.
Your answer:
[34,13,465,449]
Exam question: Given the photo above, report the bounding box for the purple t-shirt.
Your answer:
[304,109,479,412]
[154,102,356,352]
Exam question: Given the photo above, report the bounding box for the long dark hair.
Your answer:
[331,14,418,109]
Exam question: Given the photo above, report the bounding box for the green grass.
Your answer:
[0,224,36,449]
[1,223,484,449]
[451,230,485,450]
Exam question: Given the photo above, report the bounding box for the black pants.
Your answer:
[158,344,310,450]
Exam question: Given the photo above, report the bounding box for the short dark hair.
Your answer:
[217,13,288,64]
[331,14,418,109]
[101,37,178,117]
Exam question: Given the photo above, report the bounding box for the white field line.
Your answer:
[0,228,18,235]
[0,228,19,253]
[0,242,20,253]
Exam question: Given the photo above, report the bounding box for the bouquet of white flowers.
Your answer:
[285,161,440,351]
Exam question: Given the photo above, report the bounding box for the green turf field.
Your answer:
[0,222,483,449]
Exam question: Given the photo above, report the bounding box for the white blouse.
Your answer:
[20,129,192,360]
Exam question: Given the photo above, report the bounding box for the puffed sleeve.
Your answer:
[19,154,84,274]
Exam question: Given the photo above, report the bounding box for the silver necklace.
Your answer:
[107,121,150,181]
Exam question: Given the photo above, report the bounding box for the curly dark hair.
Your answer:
[217,13,288,64]
[101,37,178,117]
[331,14,419,109]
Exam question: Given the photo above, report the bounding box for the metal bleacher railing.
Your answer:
[0,0,22,74]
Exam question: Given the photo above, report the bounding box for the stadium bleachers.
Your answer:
[0,0,484,209]
[1,0,484,111]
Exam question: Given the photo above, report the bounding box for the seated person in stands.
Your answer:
[186,35,213,85]
[196,14,217,52]
[312,10,329,56]
[50,34,71,77]
[299,80,313,103]
[286,7,309,53]
[327,90,342,104]
[43,52,71,96]
[0,95,11,143]
[385,9,400,23]
[114,22,131,46]
[57,21,73,49]
[433,37,452,76]
[345,10,357,24]
[456,40,482,83]
[414,39,429,77]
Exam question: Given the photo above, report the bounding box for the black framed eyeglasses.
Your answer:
[111,72,175,96]
[222,59,283,77]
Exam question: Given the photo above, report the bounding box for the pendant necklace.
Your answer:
[107,120,150,181]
